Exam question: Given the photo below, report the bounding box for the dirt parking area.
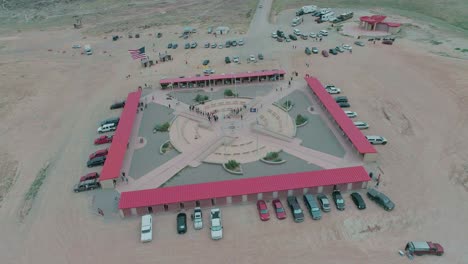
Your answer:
[1,0,468,263]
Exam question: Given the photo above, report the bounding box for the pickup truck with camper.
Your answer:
[84,45,93,55]
[210,208,223,240]
[405,241,444,256]
[296,5,317,16]
[291,16,304,27]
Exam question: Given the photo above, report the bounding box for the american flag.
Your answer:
[128,47,147,60]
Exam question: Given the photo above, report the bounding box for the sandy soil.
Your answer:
[1,0,468,263]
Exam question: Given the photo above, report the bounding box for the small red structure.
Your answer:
[359,15,401,33]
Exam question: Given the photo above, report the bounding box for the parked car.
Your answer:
[322,50,329,57]
[97,123,117,133]
[293,28,301,35]
[285,38,291,42]
[204,42,210,48]
[72,44,81,49]
[326,86,341,94]
[73,179,100,192]
[287,196,304,223]
[192,207,203,230]
[225,56,231,64]
[303,194,321,220]
[256,200,270,221]
[140,214,153,242]
[289,34,297,41]
[382,40,393,45]
[311,47,319,54]
[354,121,369,129]
[210,208,223,240]
[211,43,217,48]
[366,135,387,145]
[317,194,331,212]
[301,34,308,40]
[338,102,350,108]
[249,54,257,62]
[94,135,113,145]
[350,192,366,209]
[405,241,444,256]
[80,172,99,182]
[258,53,264,60]
[233,56,240,63]
[309,32,317,38]
[332,190,345,210]
[89,148,108,160]
[238,39,244,46]
[305,47,312,55]
[345,111,357,118]
[319,30,328,36]
[334,96,348,103]
[272,199,287,219]
[202,59,210,66]
[203,69,215,75]
[271,32,278,38]
[87,156,106,168]
[336,46,345,53]
[225,40,231,48]
[100,117,120,126]
[354,41,365,47]
[367,188,395,211]
[110,101,125,109]
[172,43,178,49]
[167,43,173,49]
[177,213,187,234]
[231,40,237,46]
[207,27,213,34]
[190,41,197,48]
[342,44,352,50]
[218,44,223,49]
[329,48,338,55]
[184,43,190,49]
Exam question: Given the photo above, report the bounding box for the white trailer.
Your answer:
[291,16,304,26]
[319,8,332,15]
[321,12,335,21]
[302,5,317,14]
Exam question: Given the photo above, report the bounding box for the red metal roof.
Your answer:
[385,22,401,27]
[160,69,286,84]
[119,166,370,209]
[305,77,377,154]
[100,90,141,181]
[360,15,400,27]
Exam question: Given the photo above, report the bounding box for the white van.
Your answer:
[97,123,117,133]
[293,28,301,35]
[140,214,153,242]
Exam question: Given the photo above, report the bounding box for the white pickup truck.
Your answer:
[210,208,223,240]
[192,207,203,230]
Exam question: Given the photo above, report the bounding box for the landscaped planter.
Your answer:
[159,140,173,154]
[222,163,243,175]
[260,158,287,165]
[296,120,308,127]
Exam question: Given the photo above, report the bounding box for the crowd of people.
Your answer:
[188,104,248,122]
[189,105,219,122]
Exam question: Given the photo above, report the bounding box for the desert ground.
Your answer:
[1,0,468,263]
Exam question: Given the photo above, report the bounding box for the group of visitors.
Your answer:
[189,105,220,122]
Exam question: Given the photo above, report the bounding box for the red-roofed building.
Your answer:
[305,76,377,161]
[159,69,285,89]
[359,15,401,33]
[118,166,370,217]
[100,89,141,188]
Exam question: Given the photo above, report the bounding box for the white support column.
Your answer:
[362,181,368,189]
[257,193,263,200]
[119,209,125,218]
[272,192,278,198]
[303,188,309,194]
[347,183,353,191]
[287,190,293,196]
[317,186,323,193]
[131,208,137,216]
[226,196,232,204]
[242,195,248,202]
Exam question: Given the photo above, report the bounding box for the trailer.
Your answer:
[291,16,304,27]
[296,5,317,16]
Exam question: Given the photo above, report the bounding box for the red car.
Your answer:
[80,172,99,182]
[89,148,109,160]
[322,50,329,57]
[94,135,113,145]
[272,199,287,220]
[256,200,270,221]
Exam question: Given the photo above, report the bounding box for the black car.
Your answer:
[100,117,120,126]
[185,43,190,49]
[177,213,187,234]
[73,179,100,193]
[332,190,345,211]
[329,48,338,55]
[350,192,366,209]
[317,194,331,212]
[367,188,395,211]
[202,59,210,66]
[338,102,350,108]
[287,196,304,223]
[167,43,173,49]
[231,40,237,46]
[110,101,125,110]
[87,156,106,168]
[172,43,178,49]
[289,34,297,41]
[225,56,231,64]
[334,96,348,103]
[225,41,231,48]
